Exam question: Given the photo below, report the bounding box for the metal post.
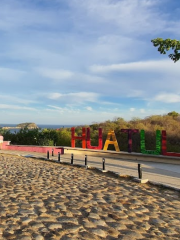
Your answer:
[58,152,60,162]
[138,163,142,179]
[52,149,54,156]
[85,155,87,167]
[47,150,49,159]
[102,158,105,171]
[71,154,74,165]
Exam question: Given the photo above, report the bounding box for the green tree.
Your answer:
[167,111,179,118]
[56,128,71,146]
[151,38,180,62]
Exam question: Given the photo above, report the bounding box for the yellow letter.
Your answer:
[103,130,120,152]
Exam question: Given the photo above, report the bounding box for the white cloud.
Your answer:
[85,106,93,111]
[0,94,37,104]
[127,90,144,98]
[36,68,106,85]
[0,67,26,81]
[0,104,36,111]
[0,0,58,31]
[76,73,106,84]
[36,68,74,80]
[46,105,81,114]
[130,108,135,112]
[69,0,178,35]
[154,93,180,103]
[90,60,180,74]
[47,92,99,103]
[140,108,145,113]
[83,35,146,63]
[47,93,62,100]
[0,0,179,124]
[47,105,64,111]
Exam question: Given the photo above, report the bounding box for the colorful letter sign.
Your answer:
[140,130,161,155]
[103,130,120,152]
[0,135,3,150]
[70,127,180,158]
[86,127,102,149]
[161,130,180,157]
[0,135,3,143]
[71,127,86,148]
[121,129,139,153]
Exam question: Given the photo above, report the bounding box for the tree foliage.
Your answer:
[151,38,180,62]
[167,111,179,118]
[1,112,180,152]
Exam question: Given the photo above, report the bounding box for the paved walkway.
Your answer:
[1,153,180,240]
[1,149,180,190]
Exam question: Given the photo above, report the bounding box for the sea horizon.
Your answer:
[0,123,78,127]
[0,123,79,133]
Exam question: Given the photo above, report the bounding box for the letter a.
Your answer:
[103,130,120,152]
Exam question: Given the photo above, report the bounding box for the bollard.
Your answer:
[138,163,142,179]
[85,155,87,166]
[52,149,54,156]
[102,158,105,171]
[71,154,74,165]
[47,150,49,159]
[58,152,60,162]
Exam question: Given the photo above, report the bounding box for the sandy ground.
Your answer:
[0,153,180,240]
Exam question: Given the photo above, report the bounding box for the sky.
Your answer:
[0,0,180,125]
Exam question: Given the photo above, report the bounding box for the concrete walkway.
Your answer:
[1,149,180,190]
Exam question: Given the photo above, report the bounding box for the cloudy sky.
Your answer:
[0,0,180,125]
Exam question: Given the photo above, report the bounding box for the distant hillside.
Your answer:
[16,122,38,128]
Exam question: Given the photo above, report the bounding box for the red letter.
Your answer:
[162,130,180,157]
[71,127,86,148]
[86,128,102,150]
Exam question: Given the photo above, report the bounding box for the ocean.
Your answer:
[0,124,75,133]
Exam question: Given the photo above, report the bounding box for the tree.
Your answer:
[167,111,179,118]
[151,38,180,62]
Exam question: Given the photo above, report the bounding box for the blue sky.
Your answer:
[0,0,180,125]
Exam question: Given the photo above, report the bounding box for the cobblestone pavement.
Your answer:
[1,150,180,189]
[0,154,180,240]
